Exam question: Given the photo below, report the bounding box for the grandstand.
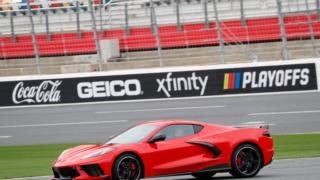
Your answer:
[0,0,320,76]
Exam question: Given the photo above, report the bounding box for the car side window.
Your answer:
[193,125,204,134]
[156,124,195,141]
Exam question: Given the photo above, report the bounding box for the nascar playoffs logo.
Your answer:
[224,68,310,90]
[223,72,242,90]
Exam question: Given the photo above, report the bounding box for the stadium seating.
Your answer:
[1,13,320,59]
[0,0,296,33]
[0,0,319,59]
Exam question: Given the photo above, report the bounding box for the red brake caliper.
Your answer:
[130,163,136,177]
[237,156,242,165]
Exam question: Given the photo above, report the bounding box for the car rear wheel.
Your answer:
[230,144,262,178]
[112,154,143,180]
[191,172,216,179]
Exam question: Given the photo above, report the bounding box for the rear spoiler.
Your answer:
[234,122,270,130]
[259,124,270,130]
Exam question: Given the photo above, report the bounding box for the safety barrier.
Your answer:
[0,59,318,107]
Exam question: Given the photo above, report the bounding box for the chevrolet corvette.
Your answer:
[52,120,274,180]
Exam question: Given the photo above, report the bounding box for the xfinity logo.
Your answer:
[156,72,208,97]
[242,68,310,88]
[77,79,142,99]
[12,80,62,104]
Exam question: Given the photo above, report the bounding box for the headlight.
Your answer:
[82,148,114,159]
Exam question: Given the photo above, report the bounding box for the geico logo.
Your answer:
[77,80,141,98]
[242,68,310,88]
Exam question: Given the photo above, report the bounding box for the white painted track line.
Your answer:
[95,105,226,114]
[0,120,128,129]
[0,136,11,139]
[249,110,320,116]
[3,176,51,180]
[277,131,320,135]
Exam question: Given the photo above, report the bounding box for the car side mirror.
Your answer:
[108,135,115,140]
[148,134,166,143]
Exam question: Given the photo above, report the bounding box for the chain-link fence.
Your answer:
[1,0,320,76]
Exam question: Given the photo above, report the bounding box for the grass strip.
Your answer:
[273,133,320,159]
[1,133,320,179]
[0,144,82,179]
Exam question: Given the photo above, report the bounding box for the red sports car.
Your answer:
[52,120,274,180]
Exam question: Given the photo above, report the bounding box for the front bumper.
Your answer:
[52,164,111,180]
[53,152,115,180]
[52,177,110,180]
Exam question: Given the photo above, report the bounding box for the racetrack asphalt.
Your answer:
[6,157,320,180]
[1,91,320,145]
[150,157,320,180]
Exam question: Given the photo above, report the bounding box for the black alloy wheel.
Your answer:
[112,154,143,180]
[230,144,263,178]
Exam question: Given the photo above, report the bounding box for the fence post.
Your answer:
[99,2,104,38]
[276,0,290,60]
[45,10,51,41]
[213,0,225,63]
[27,0,41,74]
[305,0,318,56]
[203,0,210,29]
[176,0,182,32]
[125,3,130,36]
[76,1,82,39]
[60,28,68,65]
[150,0,163,67]
[150,3,154,33]
[9,12,16,43]
[240,0,246,27]
[88,0,103,71]
[316,0,320,21]
[0,32,7,61]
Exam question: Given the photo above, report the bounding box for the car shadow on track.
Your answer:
[166,174,275,180]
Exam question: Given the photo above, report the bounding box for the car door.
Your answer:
[144,124,207,176]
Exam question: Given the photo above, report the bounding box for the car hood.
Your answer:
[54,144,115,166]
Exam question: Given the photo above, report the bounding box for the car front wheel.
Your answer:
[230,144,263,178]
[112,154,143,180]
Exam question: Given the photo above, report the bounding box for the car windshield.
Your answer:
[105,124,159,144]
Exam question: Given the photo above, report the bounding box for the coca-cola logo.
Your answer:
[12,80,62,104]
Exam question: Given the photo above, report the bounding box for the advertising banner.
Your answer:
[0,63,317,106]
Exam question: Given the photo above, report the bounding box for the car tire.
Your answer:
[112,154,143,180]
[230,143,263,178]
[191,172,216,179]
